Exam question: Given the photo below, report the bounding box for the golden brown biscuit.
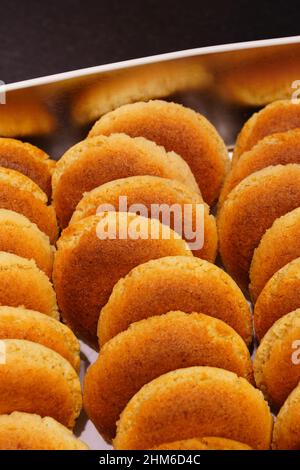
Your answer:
[0,412,88,450]
[152,437,252,450]
[98,256,252,346]
[89,100,229,205]
[0,167,57,243]
[272,383,300,449]
[218,164,300,290]
[0,306,79,372]
[84,311,253,441]
[0,138,55,198]
[233,100,300,164]
[113,367,273,450]
[0,209,54,277]
[0,339,82,428]
[0,252,58,319]
[72,58,211,125]
[70,176,217,262]
[254,258,300,341]
[0,91,55,138]
[52,133,200,227]
[217,57,300,107]
[254,309,300,409]
[220,129,300,206]
[250,207,300,301]
[53,213,191,346]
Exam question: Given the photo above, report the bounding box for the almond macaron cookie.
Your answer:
[219,129,300,206]
[0,306,80,372]
[70,176,217,262]
[113,367,273,450]
[0,339,82,428]
[0,209,54,277]
[72,58,211,125]
[254,258,300,341]
[0,138,55,199]
[88,100,229,205]
[151,437,252,450]
[233,100,300,164]
[0,412,88,450]
[254,309,300,410]
[0,92,56,138]
[272,383,300,449]
[0,167,57,243]
[218,164,300,290]
[216,56,300,108]
[84,311,253,441]
[53,213,191,346]
[0,252,59,319]
[52,133,200,228]
[250,207,300,301]
[98,256,252,347]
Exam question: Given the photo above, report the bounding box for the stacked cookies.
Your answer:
[4,97,300,450]
[0,138,86,450]
[218,99,300,449]
[50,98,277,450]
[52,100,227,347]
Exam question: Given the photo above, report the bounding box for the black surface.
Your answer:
[0,0,299,83]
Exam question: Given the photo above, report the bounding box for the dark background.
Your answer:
[0,0,299,84]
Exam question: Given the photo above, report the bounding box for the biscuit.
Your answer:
[88,100,229,205]
[53,213,191,346]
[52,133,200,227]
[220,129,300,206]
[250,207,300,301]
[233,100,300,164]
[72,58,211,125]
[0,138,55,198]
[218,164,300,290]
[0,412,88,450]
[217,57,300,107]
[254,258,300,340]
[0,91,55,138]
[254,309,300,409]
[84,311,253,441]
[272,383,300,449]
[152,437,252,450]
[0,339,82,428]
[0,306,80,371]
[0,252,58,319]
[0,167,57,243]
[70,175,217,262]
[0,209,54,277]
[98,256,252,346]
[113,366,273,450]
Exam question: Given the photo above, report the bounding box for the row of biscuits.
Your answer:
[50,99,264,449]
[0,138,87,449]
[218,104,300,448]
[51,101,225,346]
[1,98,300,449]
[48,99,299,449]
[217,98,300,450]
[47,95,263,449]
